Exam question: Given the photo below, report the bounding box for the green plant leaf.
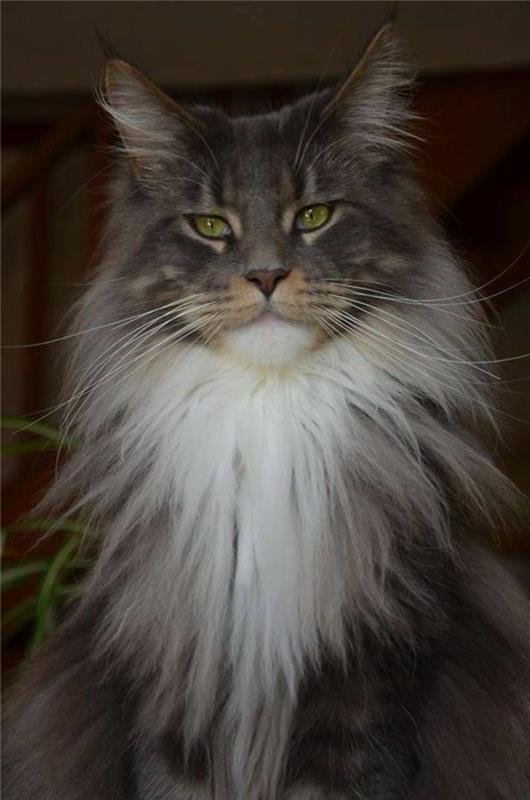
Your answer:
[29,535,80,654]
[70,557,94,570]
[1,440,59,456]
[1,416,64,443]
[55,584,83,599]
[0,417,75,449]
[1,597,36,642]
[1,560,50,591]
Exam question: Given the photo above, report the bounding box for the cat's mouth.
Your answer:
[245,309,286,327]
[206,271,358,366]
[183,271,355,365]
[220,316,317,366]
[218,293,320,366]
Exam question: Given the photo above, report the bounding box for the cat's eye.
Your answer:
[191,215,232,240]
[295,204,332,232]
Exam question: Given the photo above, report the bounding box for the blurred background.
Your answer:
[2,1,530,668]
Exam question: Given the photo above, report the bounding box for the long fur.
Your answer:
[3,27,530,800]
[16,309,514,796]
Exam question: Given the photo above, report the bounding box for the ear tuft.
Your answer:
[101,60,175,163]
[324,24,420,160]
[94,28,121,62]
[100,60,199,174]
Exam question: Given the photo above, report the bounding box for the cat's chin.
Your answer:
[218,312,319,367]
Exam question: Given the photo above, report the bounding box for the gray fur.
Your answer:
[3,27,530,800]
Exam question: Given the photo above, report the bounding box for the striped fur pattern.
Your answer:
[3,27,530,800]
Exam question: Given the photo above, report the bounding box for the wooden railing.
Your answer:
[2,103,112,417]
[2,104,94,216]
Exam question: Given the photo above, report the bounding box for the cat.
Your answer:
[3,26,530,800]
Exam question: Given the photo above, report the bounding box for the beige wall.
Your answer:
[2,1,530,95]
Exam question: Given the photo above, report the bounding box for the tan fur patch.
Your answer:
[271,270,328,347]
[220,275,266,328]
[269,270,305,320]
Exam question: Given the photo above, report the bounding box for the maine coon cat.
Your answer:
[3,26,530,800]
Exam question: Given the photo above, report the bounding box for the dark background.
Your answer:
[2,1,530,666]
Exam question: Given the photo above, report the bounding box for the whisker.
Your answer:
[320,260,530,307]
[62,301,217,417]
[327,307,496,379]
[59,311,222,449]
[58,300,217,447]
[317,280,499,328]
[2,293,208,349]
[303,136,351,174]
[316,307,530,429]
[321,296,498,379]
[335,300,529,369]
[57,157,121,214]
[65,298,217,405]
[8,297,216,434]
[318,309,495,422]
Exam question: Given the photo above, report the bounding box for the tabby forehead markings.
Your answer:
[281,203,296,234]
[130,273,158,293]
[4,26,529,800]
[160,264,178,281]
[229,218,243,242]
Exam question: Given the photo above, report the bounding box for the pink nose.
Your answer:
[245,269,290,298]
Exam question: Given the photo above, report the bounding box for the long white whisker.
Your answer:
[60,312,222,449]
[317,307,529,429]
[321,259,530,306]
[63,304,217,423]
[340,300,529,368]
[57,301,218,463]
[324,296,498,379]
[294,112,330,176]
[292,39,338,171]
[317,309,496,423]
[74,312,225,435]
[318,281,499,328]
[328,307,496,378]
[64,299,217,418]
[10,299,216,435]
[3,293,208,349]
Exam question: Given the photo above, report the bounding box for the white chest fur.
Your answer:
[96,336,421,795]
[166,349,357,792]
[143,346,357,690]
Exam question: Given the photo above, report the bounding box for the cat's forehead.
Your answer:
[206,107,312,211]
[229,121,292,201]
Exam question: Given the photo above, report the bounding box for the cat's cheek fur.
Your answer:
[4,27,530,800]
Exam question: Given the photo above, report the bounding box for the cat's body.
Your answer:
[5,533,530,799]
[3,28,530,799]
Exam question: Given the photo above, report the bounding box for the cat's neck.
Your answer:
[70,337,503,797]
[90,343,429,698]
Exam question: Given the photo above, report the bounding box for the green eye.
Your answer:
[295,203,331,231]
[192,215,231,239]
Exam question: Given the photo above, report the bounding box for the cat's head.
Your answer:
[97,27,437,368]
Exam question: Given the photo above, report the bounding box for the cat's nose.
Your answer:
[245,268,290,298]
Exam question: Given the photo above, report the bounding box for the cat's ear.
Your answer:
[102,60,200,175]
[323,25,418,160]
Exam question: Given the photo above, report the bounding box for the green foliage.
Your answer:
[1,416,94,658]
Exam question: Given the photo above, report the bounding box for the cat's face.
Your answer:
[102,29,424,366]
